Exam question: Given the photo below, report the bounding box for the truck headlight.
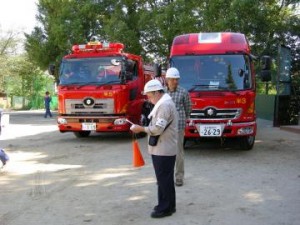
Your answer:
[57,118,67,124]
[114,118,127,125]
[237,127,254,135]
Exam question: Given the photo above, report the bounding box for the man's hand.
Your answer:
[130,124,145,133]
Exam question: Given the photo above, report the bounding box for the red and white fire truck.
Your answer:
[50,41,156,138]
[169,32,270,150]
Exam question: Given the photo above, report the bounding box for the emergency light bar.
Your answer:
[72,42,124,53]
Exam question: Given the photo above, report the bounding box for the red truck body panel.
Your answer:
[170,32,257,149]
[56,42,153,136]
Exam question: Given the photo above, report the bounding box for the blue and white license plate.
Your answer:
[198,124,223,137]
[82,123,96,131]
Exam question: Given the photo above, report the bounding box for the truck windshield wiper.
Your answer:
[95,80,120,89]
[60,82,82,86]
[62,80,121,89]
[76,82,103,89]
[218,86,241,95]
[189,84,240,94]
[189,84,213,91]
[102,80,120,85]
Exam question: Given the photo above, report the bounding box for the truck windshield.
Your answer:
[59,57,122,85]
[170,55,252,91]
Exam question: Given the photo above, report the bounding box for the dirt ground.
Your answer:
[0,110,299,225]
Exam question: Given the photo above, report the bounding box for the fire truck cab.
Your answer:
[169,32,270,150]
[50,41,156,138]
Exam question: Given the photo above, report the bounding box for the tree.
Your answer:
[96,0,144,57]
[25,0,103,78]
[5,55,54,109]
[194,0,299,92]
[0,29,23,94]
[1,28,54,109]
[25,0,299,79]
[138,0,200,64]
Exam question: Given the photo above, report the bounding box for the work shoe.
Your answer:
[153,206,176,213]
[175,179,183,186]
[150,210,173,218]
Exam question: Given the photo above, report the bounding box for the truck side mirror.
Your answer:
[125,72,133,81]
[126,59,135,81]
[120,57,127,84]
[260,55,272,82]
[260,70,271,82]
[48,64,55,75]
[154,64,162,77]
[120,58,135,83]
[261,56,271,70]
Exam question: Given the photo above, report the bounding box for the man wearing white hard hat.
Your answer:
[130,79,178,218]
[166,67,192,187]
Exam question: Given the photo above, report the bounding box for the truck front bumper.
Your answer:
[184,120,257,138]
[57,116,131,133]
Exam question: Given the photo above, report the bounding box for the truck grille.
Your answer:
[190,107,241,120]
[65,99,114,114]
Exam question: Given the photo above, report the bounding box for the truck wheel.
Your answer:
[239,136,255,150]
[73,131,91,138]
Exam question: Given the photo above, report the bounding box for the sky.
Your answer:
[0,0,38,33]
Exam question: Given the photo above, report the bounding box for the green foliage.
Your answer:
[0,30,23,93]
[24,0,299,76]
[1,0,298,102]
[3,55,55,109]
[25,0,102,77]
[0,29,55,109]
[138,0,199,63]
[102,1,143,55]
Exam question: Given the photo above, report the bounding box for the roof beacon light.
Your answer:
[72,42,124,53]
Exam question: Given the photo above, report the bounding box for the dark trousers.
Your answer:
[44,107,52,118]
[151,155,176,212]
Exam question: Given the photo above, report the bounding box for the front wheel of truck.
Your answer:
[239,135,255,150]
[73,131,91,138]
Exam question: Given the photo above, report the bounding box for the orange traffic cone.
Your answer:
[132,139,145,167]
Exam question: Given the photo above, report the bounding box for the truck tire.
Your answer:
[239,135,255,150]
[73,131,91,138]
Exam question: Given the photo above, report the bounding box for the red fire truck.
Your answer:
[169,32,270,150]
[50,41,156,138]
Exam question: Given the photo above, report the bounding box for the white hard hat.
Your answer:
[143,79,164,94]
[166,67,180,79]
